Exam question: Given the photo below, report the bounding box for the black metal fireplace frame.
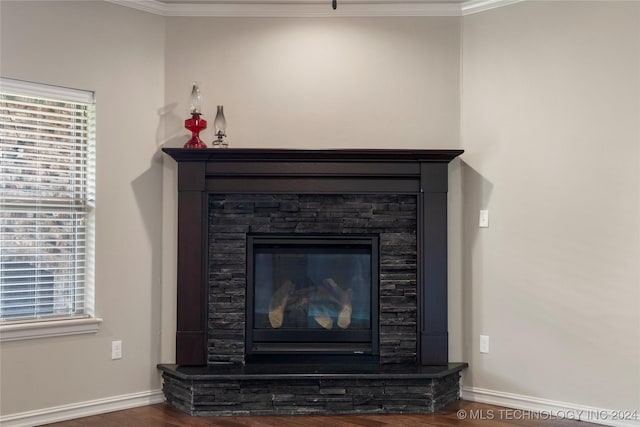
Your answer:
[245,234,380,361]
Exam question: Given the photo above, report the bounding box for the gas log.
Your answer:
[267,277,353,330]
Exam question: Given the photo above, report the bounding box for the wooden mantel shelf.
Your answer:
[162,148,464,163]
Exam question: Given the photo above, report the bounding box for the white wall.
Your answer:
[0,0,166,416]
[461,0,640,411]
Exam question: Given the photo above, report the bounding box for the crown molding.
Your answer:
[461,0,525,15]
[107,0,168,15]
[105,0,526,17]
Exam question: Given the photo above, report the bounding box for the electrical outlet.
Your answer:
[111,340,122,360]
[479,335,489,354]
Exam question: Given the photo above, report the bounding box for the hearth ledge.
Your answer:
[157,362,467,380]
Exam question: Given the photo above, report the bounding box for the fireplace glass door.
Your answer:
[246,235,379,360]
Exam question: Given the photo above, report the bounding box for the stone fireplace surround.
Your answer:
[211,193,414,365]
[159,148,466,416]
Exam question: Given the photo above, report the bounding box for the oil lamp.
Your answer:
[183,82,207,149]
[212,105,227,148]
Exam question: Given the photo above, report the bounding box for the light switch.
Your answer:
[480,335,489,354]
[479,210,489,228]
[112,340,122,360]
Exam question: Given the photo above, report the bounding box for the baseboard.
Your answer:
[0,389,165,427]
[462,386,640,427]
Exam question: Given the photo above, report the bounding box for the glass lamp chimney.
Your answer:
[213,105,227,148]
[189,82,202,115]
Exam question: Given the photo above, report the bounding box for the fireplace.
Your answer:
[159,148,467,416]
[208,193,417,365]
[246,234,379,361]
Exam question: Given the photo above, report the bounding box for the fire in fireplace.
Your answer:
[246,234,379,362]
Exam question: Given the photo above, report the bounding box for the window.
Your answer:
[0,78,100,340]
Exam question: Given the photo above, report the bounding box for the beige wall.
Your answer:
[160,15,464,364]
[1,4,462,417]
[2,0,638,420]
[461,1,640,410]
[162,17,461,149]
[0,1,165,415]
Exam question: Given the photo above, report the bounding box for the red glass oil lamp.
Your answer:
[184,82,207,149]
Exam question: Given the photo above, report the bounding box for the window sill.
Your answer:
[0,317,103,342]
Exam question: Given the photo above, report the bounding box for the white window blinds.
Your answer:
[0,78,96,322]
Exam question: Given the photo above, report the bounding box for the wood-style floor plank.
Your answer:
[42,400,593,427]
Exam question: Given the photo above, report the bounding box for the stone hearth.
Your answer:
[158,363,466,416]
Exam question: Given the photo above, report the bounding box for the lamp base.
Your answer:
[212,139,228,149]
[184,114,207,149]
[184,137,207,149]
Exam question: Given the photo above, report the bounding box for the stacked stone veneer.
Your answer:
[208,194,417,365]
[161,369,461,416]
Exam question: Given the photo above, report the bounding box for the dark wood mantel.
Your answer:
[162,148,464,163]
[163,148,463,366]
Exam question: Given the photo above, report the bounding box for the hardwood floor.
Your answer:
[43,400,593,427]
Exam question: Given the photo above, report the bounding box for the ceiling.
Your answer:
[106,0,525,17]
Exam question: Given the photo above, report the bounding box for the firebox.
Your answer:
[246,234,379,362]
